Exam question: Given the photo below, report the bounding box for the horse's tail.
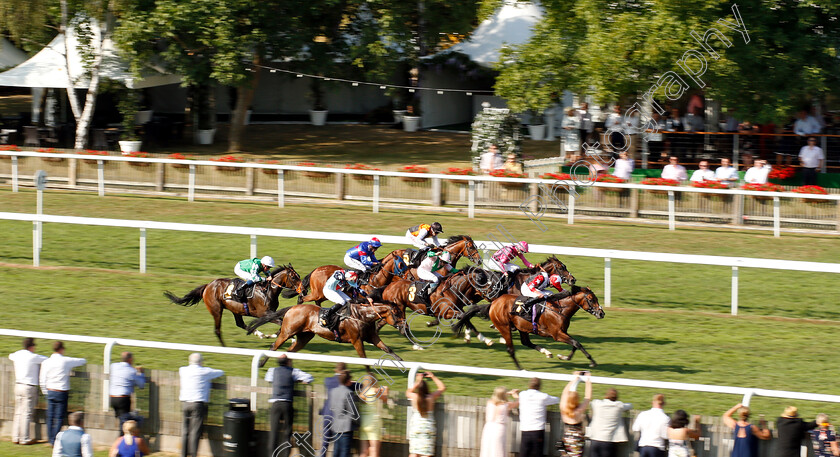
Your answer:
[452,303,491,336]
[163,284,207,307]
[246,306,292,334]
[297,273,312,304]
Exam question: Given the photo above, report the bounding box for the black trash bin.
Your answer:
[222,398,256,456]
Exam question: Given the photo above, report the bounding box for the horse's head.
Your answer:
[377,302,407,335]
[575,286,604,319]
[272,264,302,293]
[446,235,483,266]
[545,256,575,285]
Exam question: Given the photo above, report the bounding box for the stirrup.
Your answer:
[333,330,342,343]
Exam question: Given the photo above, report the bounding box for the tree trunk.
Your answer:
[61,0,82,122]
[74,39,103,149]
[227,54,262,153]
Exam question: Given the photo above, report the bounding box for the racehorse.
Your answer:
[393,235,484,280]
[367,267,491,349]
[452,285,605,369]
[246,302,406,366]
[296,251,408,305]
[163,265,302,346]
[484,256,577,300]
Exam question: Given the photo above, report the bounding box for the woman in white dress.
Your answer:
[479,387,519,457]
[563,108,581,154]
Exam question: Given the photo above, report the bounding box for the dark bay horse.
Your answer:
[484,256,577,300]
[246,302,406,365]
[452,285,605,369]
[393,235,484,280]
[163,265,302,346]
[296,251,408,305]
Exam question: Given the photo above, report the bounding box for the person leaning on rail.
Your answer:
[722,403,771,457]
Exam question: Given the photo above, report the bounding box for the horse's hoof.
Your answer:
[412,344,424,351]
[539,348,552,358]
[558,355,570,361]
[255,331,266,339]
[499,337,506,344]
[589,362,598,368]
[490,324,496,329]
[426,321,438,328]
[269,334,278,339]
[485,339,494,347]
[464,338,471,344]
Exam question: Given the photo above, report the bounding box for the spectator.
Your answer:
[613,151,634,181]
[586,388,632,457]
[744,160,771,184]
[327,370,355,457]
[667,410,700,457]
[578,102,594,147]
[504,153,523,174]
[319,362,347,457]
[632,394,669,457]
[519,377,560,457]
[724,109,740,133]
[559,371,592,457]
[52,411,93,457]
[563,108,581,155]
[810,414,839,457]
[683,107,705,158]
[480,386,519,457]
[714,158,739,187]
[9,337,47,445]
[407,371,445,457]
[722,403,771,457]
[110,352,146,435]
[647,112,667,160]
[661,157,687,182]
[605,106,628,152]
[109,420,150,457]
[179,353,224,457]
[794,110,822,137]
[799,137,824,186]
[480,144,504,174]
[40,341,87,446]
[358,375,390,457]
[690,161,716,182]
[776,406,818,457]
[665,108,684,158]
[267,354,313,457]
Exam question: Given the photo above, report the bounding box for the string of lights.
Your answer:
[249,63,495,96]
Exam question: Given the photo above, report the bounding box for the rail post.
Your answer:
[188,165,195,202]
[140,228,146,273]
[773,197,781,238]
[468,180,475,219]
[102,340,118,411]
[277,170,285,208]
[373,175,380,214]
[568,194,575,225]
[668,191,676,230]
[11,155,18,192]
[731,266,739,316]
[97,160,105,196]
[250,235,257,259]
[250,354,263,412]
[604,257,612,307]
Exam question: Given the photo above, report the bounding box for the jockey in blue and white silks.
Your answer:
[344,238,382,272]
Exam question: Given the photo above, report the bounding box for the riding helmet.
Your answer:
[549,274,563,289]
[345,271,359,282]
[516,241,529,253]
[369,237,382,248]
[439,251,452,263]
[260,256,276,268]
[431,222,443,233]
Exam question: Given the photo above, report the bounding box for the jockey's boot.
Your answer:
[425,281,440,302]
[321,303,344,329]
[233,281,251,302]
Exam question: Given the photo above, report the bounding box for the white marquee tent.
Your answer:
[0,38,28,70]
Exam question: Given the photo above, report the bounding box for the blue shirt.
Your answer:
[109,362,146,396]
[179,364,224,403]
[346,242,379,267]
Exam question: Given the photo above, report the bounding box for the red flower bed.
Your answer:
[125,151,150,158]
[0,145,21,151]
[80,150,110,164]
[168,153,195,160]
[346,163,381,181]
[641,177,679,186]
[489,169,526,179]
[541,172,572,180]
[211,155,244,163]
[596,174,626,183]
[399,165,429,174]
[690,180,728,189]
[443,167,477,176]
[296,161,332,178]
[768,166,795,180]
[792,185,828,195]
[741,183,784,192]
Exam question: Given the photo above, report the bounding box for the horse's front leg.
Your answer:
[520,331,555,359]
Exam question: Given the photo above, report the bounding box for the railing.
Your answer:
[2,150,840,235]
[1,212,839,315]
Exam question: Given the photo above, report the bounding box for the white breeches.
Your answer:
[344,254,367,271]
[324,288,351,306]
[487,260,520,273]
[406,230,429,249]
[234,264,260,282]
[520,283,550,299]
[417,268,441,283]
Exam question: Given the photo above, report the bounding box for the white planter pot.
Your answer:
[392,110,407,123]
[118,140,143,154]
[197,129,216,145]
[309,110,328,126]
[245,110,252,125]
[403,115,421,132]
[528,124,546,141]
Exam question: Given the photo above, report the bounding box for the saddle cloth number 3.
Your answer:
[408,285,417,302]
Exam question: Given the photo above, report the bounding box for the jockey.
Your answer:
[515,272,565,317]
[406,222,443,250]
[232,255,275,302]
[490,241,534,275]
[416,250,456,299]
[344,237,382,278]
[321,269,373,338]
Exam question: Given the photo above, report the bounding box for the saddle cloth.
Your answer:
[408,282,429,304]
[224,280,255,300]
[318,307,348,327]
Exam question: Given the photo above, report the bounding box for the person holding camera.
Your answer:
[558,371,592,457]
[722,403,771,457]
[407,371,445,457]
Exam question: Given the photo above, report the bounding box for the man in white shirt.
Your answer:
[109,352,146,434]
[744,160,772,184]
[794,110,822,137]
[179,353,224,457]
[632,394,669,457]
[799,137,825,186]
[661,156,687,182]
[40,341,87,446]
[613,151,634,180]
[52,411,93,457]
[578,102,594,147]
[479,144,504,174]
[714,158,739,187]
[519,377,560,457]
[689,161,716,182]
[9,337,47,445]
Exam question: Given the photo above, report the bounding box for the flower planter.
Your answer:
[751,195,773,202]
[401,177,429,184]
[172,163,192,169]
[352,174,374,182]
[261,168,279,175]
[119,140,143,154]
[801,198,832,205]
[129,161,152,168]
[41,157,65,163]
[527,124,546,141]
[500,181,525,190]
[302,171,332,179]
[598,187,628,197]
[403,116,421,132]
[216,166,242,173]
[447,179,471,186]
[309,110,328,126]
[197,129,216,145]
[392,110,407,123]
[646,189,671,196]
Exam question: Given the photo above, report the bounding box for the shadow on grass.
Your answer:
[592,363,703,375]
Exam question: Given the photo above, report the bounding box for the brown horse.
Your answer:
[483,256,577,300]
[296,251,408,305]
[395,235,484,280]
[164,265,302,346]
[246,302,406,365]
[367,267,490,350]
[452,285,605,369]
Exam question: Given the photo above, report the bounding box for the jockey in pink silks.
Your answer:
[490,241,533,275]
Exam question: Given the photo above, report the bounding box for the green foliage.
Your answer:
[117,87,139,140]
[470,108,521,161]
